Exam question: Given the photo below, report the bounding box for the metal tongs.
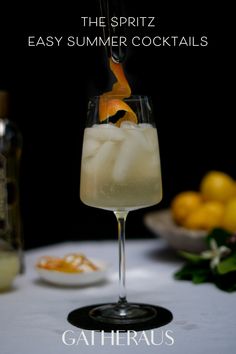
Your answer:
[100,0,127,63]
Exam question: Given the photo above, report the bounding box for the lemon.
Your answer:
[183,201,225,230]
[222,198,236,233]
[200,171,235,203]
[171,191,203,225]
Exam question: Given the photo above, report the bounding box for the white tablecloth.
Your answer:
[0,240,235,354]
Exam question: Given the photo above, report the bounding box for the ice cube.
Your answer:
[86,125,125,141]
[138,123,153,129]
[88,140,116,174]
[127,129,153,152]
[112,138,140,182]
[127,126,159,152]
[82,138,101,158]
[92,123,115,128]
[81,158,94,175]
[143,127,159,150]
[120,121,139,129]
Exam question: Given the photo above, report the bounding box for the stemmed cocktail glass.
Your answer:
[68,95,171,327]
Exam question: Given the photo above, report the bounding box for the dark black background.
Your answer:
[0,1,233,249]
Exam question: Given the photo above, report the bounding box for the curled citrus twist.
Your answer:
[36,253,99,273]
[99,58,138,127]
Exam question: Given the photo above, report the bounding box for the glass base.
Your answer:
[68,303,173,331]
[89,301,157,324]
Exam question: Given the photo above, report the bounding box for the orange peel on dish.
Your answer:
[99,58,138,126]
[36,253,99,273]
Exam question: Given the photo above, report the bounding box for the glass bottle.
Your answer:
[0,90,23,279]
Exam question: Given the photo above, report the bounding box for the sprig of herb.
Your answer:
[174,228,236,292]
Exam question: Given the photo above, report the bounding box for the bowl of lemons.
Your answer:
[145,171,236,253]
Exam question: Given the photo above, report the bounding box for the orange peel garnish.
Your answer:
[99,58,138,126]
[36,253,99,273]
[99,98,137,127]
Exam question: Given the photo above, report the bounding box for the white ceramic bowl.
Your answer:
[35,259,108,286]
[144,209,207,253]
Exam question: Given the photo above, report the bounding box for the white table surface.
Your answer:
[0,239,235,354]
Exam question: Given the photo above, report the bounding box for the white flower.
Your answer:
[201,239,231,270]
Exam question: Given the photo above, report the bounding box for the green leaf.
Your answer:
[179,251,205,263]
[192,268,211,284]
[174,264,197,280]
[174,263,211,282]
[207,228,232,247]
[192,272,209,284]
[217,253,236,274]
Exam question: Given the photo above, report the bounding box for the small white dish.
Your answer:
[144,209,207,253]
[35,259,108,286]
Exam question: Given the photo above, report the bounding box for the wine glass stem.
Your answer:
[114,211,128,305]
